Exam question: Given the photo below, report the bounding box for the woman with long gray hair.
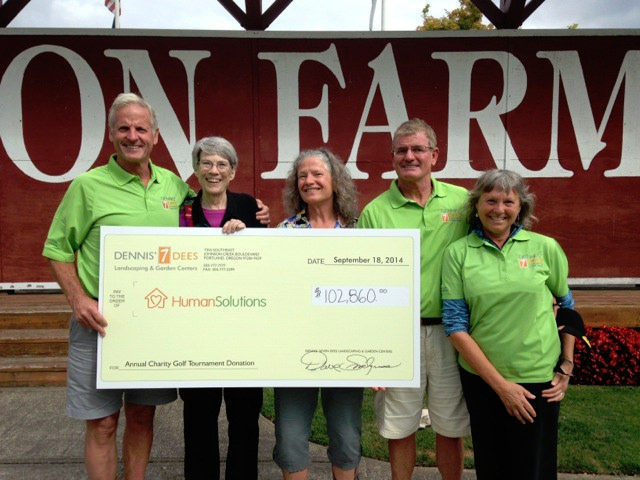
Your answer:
[273,148,361,480]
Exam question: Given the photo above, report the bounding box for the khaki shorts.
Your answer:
[66,316,176,420]
[374,324,470,439]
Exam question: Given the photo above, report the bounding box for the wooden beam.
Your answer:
[470,0,505,28]
[260,0,294,30]
[472,0,546,29]
[218,0,295,31]
[0,0,31,28]
[217,0,247,28]
[244,0,263,30]
[503,0,525,28]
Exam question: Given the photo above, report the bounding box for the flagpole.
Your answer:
[369,0,377,31]
[381,0,386,31]
[114,0,120,28]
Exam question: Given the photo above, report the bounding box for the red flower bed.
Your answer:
[572,326,640,386]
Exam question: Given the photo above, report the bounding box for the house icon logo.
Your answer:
[145,288,168,309]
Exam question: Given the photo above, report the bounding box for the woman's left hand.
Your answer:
[222,219,246,234]
[542,371,571,403]
[256,198,271,226]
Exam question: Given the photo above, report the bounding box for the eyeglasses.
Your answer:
[393,145,435,156]
[199,160,231,172]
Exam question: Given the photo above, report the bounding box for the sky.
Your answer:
[6,0,640,31]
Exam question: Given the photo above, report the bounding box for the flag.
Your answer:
[105,0,119,14]
[104,0,120,14]
[105,0,121,28]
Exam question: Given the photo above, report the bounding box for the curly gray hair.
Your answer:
[283,148,358,227]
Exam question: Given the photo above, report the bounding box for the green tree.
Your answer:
[418,0,494,31]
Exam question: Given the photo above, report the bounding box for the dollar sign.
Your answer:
[314,287,321,298]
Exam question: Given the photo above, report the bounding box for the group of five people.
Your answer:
[43,93,575,480]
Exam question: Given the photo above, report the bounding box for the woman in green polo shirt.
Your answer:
[441,169,575,480]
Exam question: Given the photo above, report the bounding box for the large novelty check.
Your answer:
[97,227,420,388]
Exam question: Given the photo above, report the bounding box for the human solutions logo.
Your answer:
[145,288,168,309]
[143,287,267,309]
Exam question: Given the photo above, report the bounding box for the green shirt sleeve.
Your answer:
[441,240,465,301]
[42,178,94,262]
[545,237,570,298]
[356,206,374,229]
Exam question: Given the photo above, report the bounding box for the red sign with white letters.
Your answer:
[0,30,638,286]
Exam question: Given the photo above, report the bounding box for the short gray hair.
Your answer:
[108,93,158,133]
[392,118,437,150]
[468,169,537,230]
[191,136,238,171]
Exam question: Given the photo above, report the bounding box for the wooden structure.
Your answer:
[1,0,547,30]
[472,0,546,29]
[1,290,637,386]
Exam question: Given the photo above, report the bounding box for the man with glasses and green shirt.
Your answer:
[357,118,470,480]
[42,93,268,480]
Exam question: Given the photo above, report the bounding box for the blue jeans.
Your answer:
[273,387,363,472]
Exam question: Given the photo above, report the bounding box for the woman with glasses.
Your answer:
[178,136,268,480]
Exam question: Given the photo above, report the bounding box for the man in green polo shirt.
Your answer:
[42,93,268,480]
[357,118,470,480]
[42,93,189,480]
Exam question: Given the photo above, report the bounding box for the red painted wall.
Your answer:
[0,30,638,286]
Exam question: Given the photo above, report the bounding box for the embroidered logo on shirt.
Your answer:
[441,209,463,222]
[518,256,544,268]
[161,196,178,209]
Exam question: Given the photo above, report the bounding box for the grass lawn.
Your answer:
[261,385,640,475]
